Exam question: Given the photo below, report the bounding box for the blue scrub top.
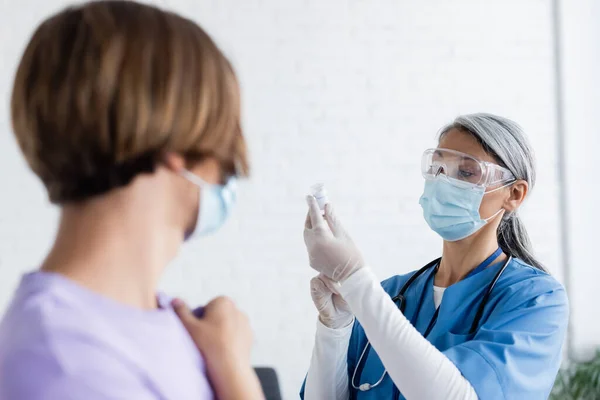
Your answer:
[300,258,568,400]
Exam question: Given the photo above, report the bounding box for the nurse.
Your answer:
[300,113,569,399]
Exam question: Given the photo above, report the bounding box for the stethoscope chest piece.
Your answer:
[359,383,371,392]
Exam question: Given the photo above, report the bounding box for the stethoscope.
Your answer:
[350,248,511,393]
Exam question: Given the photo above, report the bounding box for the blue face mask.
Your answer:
[419,177,504,242]
[180,170,237,239]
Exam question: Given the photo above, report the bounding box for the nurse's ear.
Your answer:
[503,180,529,213]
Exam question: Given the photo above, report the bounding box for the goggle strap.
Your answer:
[486,180,516,194]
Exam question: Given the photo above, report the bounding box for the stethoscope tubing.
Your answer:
[351,255,512,393]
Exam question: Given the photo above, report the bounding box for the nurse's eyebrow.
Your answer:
[434,150,444,157]
[460,155,479,163]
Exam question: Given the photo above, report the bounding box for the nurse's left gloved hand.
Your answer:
[304,196,365,282]
[311,273,354,329]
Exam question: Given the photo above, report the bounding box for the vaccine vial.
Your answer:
[311,183,329,211]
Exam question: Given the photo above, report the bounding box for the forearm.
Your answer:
[339,268,477,400]
[208,363,265,400]
[304,318,353,400]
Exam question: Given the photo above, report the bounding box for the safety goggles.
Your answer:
[421,148,515,188]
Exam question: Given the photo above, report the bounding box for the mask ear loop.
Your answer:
[180,169,209,187]
[482,180,516,221]
[483,208,505,222]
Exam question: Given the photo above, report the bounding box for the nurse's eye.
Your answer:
[458,169,475,180]
[458,168,478,182]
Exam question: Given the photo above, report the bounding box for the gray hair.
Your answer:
[439,113,545,271]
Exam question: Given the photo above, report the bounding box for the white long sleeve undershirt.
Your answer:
[304,267,478,400]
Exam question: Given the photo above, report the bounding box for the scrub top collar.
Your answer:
[407,255,506,334]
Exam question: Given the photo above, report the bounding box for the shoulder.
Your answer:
[0,300,148,400]
[495,258,568,307]
[380,270,420,296]
[0,275,100,353]
[0,275,131,382]
[485,258,569,331]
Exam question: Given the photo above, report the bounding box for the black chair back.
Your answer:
[254,367,282,400]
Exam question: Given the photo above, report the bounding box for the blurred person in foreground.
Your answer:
[0,1,264,399]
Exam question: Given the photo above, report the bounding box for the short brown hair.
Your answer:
[11,0,248,204]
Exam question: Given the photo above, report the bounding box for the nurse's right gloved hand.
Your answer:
[304,196,366,282]
[311,273,354,329]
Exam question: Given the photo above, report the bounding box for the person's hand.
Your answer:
[304,196,365,282]
[172,297,264,400]
[311,273,354,329]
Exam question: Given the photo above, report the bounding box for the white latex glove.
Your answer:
[310,273,354,329]
[304,196,365,282]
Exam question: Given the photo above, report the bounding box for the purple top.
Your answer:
[0,272,214,400]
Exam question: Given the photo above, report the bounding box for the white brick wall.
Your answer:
[557,0,600,360]
[0,1,573,398]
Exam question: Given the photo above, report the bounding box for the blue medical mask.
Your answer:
[180,170,237,239]
[419,177,504,242]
